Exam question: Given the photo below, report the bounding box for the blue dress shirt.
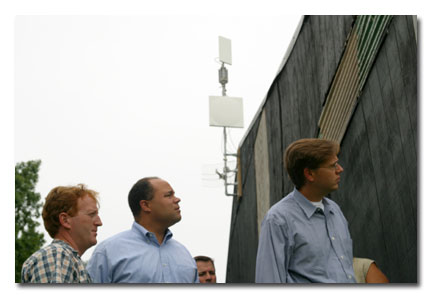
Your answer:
[87,222,199,283]
[255,188,356,283]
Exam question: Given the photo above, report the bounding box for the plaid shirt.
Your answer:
[21,239,92,283]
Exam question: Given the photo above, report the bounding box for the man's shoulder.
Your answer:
[95,229,133,250]
[264,192,298,223]
[25,241,70,262]
[21,241,79,283]
[268,192,297,213]
[22,246,47,268]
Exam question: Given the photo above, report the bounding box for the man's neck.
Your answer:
[137,218,167,245]
[298,186,325,203]
[55,231,84,256]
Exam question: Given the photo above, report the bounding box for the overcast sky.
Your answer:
[14,13,301,283]
[4,0,431,296]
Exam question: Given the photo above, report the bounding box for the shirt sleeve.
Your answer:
[353,257,374,283]
[87,249,111,283]
[255,216,291,283]
[21,258,47,283]
[194,268,200,283]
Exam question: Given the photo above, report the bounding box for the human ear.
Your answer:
[304,168,315,182]
[59,212,71,229]
[140,200,152,212]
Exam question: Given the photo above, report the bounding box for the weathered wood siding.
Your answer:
[333,15,417,283]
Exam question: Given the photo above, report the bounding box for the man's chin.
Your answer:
[169,216,182,226]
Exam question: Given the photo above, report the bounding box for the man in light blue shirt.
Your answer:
[255,138,356,283]
[87,177,199,283]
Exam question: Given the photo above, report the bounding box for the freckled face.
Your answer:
[68,194,102,253]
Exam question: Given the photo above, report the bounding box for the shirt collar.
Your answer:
[292,188,334,219]
[132,221,173,243]
[52,239,79,256]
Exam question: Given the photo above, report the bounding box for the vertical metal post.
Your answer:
[216,60,237,197]
[223,126,228,194]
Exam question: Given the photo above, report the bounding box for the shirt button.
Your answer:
[331,236,335,240]
[348,275,352,279]
[340,255,344,260]
[163,263,167,267]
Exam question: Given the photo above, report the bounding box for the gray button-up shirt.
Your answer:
[255,188,356,283]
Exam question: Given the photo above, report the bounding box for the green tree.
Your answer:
[15,160,46,283]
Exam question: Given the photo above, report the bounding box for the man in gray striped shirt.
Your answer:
[21,184,102,283]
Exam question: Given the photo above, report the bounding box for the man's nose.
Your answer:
[175,196,181,203]
[95,215,103,226]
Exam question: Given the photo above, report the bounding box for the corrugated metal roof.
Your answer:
[318,15,393,143]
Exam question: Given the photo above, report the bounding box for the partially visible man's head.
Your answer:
[194,256,216,283]
[284,138,340,189]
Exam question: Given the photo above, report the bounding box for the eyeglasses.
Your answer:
[318,162,342,171]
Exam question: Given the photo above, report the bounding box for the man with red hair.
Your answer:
[21,184,102,283]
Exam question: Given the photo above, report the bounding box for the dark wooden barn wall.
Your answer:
[226,15,417,283]
[332,15,417,282]
[226,117,260,283]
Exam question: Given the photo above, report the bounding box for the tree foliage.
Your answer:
[15,160,46,283]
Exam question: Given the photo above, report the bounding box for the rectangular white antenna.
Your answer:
[209,96,244,128]
[218,36,232,65]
